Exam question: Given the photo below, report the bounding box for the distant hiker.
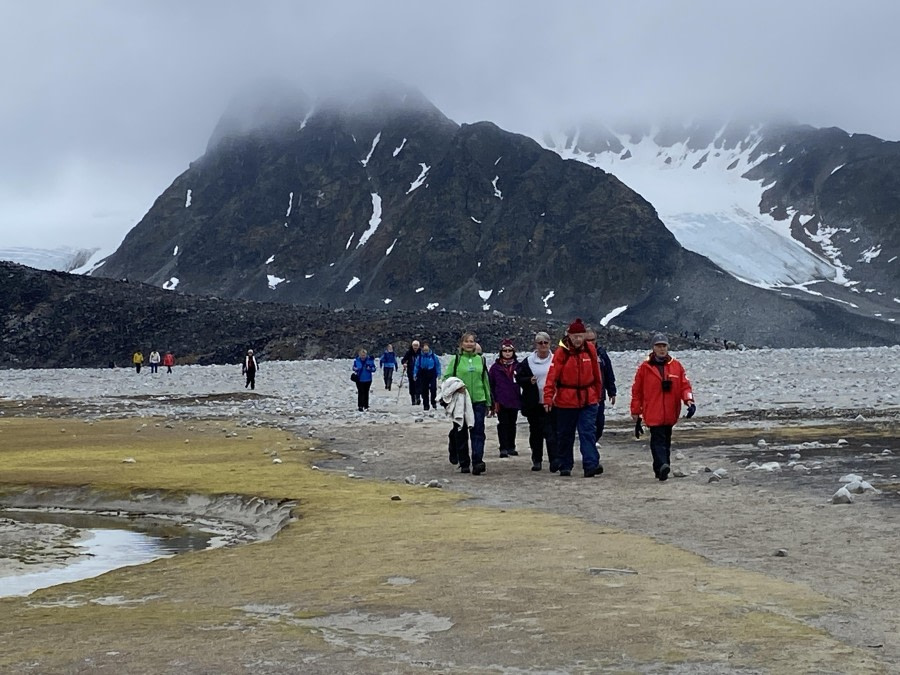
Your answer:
[163,351,175,374]
[693,331,700,340]
[516,331,558,471]
[443,332,493,475]
[543,318,604,478]
[132,350,144,374]
[352,348,377,411]
[243,349,258,390]
[630,333,695,481]
[489,339,521,458]
[585,328,617,446]
[379,344,397,390]
[401,340,422,405]
[149,350,161,374]
[413,342,442,411]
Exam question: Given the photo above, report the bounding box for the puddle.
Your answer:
[0,509,214,598]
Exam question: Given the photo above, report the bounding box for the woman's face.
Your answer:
[359,349,367,358]
[461,335,476,353]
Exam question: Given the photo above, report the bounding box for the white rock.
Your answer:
[760,462,781,472]
[122,457,136,463]
[792,464,810,472]
[757,439,768,448]
[844,480,865,494]
[837,438,849,445]
[839,473,863,483]
[882,449,893,456]
[831,487,854,504]
[426,480,442,488]
[404,475,417,485]
[672,468,687,478]
[745,462,761,470]
[789,453,802,460]
[675,452,685,460]
[272,458,282,464]
[712,468,728,478]
[853,414,866,422]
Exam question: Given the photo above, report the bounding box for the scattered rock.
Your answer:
[712,468,728,479]
[122,457,136,464]
[757,439,768,448]
[708,474,721,483]
[831,487,854,504]
[837,438,849,445]
[759,462,781,472]
[404,475,417,485]
[390,495,401,501]
[839,473,863,483]
[672,468,687,478]
[272,458,282,464]
[675,452,685,460]
[789,453,801,460]
[773,549,788,557]
[853,414,866,422]
[425,480,441,488]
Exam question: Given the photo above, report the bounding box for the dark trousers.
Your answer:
[525,407,557,466]
[135,364,141,373]
[649,425,673,475]
[450,402,487,468]
[496,407,518,453]
[245,370,256,389]
[595,400,606,440]
[418,370,437,409]
[356,381,372,410]
[150,363,159,373]
[383,367,394,389]
[555,404,600,472]
[407,369,418,404]
[166,366,173,374]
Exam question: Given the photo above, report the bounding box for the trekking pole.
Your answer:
[397,369,405,402]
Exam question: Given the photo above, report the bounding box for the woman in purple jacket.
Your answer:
[488,339,522,458]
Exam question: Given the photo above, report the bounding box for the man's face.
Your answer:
[569,333,586,348]
[653,343,668,358]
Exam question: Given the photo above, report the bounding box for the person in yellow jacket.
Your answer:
[132,350,144,374]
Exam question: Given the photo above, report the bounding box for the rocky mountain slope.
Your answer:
[3,260,691,369]
[89,83,899,347]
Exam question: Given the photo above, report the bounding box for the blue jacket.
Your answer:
[353,355,377,383]
[379,351,397,369]
[413,351,442,379]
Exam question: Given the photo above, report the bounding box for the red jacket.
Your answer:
[162,353,175,367]
[543,341,603,409]
[630,354,693,426]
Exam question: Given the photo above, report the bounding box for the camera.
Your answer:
[661,379,672,392]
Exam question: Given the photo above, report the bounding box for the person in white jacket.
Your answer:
[439,376,474,470]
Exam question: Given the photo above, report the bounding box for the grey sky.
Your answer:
[2,0,898,250]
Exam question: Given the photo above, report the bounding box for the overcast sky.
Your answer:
[2,0,898,251]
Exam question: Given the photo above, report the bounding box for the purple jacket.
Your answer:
[489,359,522,409]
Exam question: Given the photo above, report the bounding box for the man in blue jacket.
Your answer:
[413,342,442,411]
[586,328,617,445]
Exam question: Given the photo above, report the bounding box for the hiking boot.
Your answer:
[472,462,486,476]
[499,451,509,458]
[559,470,572,477]
[531,462,542,471]
[507,449,519,456]
[584,464,604,478]
[548,462,560,473]
[460,465,471,474]
[658,464,670,481]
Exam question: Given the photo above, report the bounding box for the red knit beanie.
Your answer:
[567,317,587,334]
[500,338,515,351]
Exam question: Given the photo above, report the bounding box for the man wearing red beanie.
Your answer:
[542,318,604,477]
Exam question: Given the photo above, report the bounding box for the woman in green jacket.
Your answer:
[444,332,493,475]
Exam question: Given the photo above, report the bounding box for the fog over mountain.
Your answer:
[2,1,900,253]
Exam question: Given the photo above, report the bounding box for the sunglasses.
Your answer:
[536,340,550,344]
[501,348,514,351]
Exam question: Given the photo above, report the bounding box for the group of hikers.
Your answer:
[131,350,175,374]
[353,318,695,480]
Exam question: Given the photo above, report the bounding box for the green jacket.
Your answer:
[445,352,492,405]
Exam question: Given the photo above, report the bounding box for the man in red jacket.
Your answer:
[543,318,604,478]
[630,333,696,481]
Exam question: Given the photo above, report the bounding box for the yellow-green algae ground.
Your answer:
[0,417,886,674]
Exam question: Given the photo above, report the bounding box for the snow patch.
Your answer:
[162,277,179,290]
[407,164,430,193]
[286,192,293,217]
[470,217,482,224]
[356,194,382,248]
[184,190,192,208]
[542,290,555,315]
[385,238,397,255]
[393,138,407,157]
[859,246,881,263]
[361,132,381,167]
[478,289,493,301]
[345,233,354,250]
[345,277,360,292]
[266,255,275,264]
[492,176,502,199]
[383,298,392,304]
[600,305,628,326]
[267,275,285,290]
[415,287,424,293]
[426,302,439,310]
[305,273,314,279]
[173,246,178,256]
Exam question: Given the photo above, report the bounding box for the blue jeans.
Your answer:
[555,404,600,472]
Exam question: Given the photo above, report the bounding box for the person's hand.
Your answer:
[685,402,696,418]
[531,376,537,384]
[493,403,500,415]
[544,403,552,413]
[609,395,616,405]
[631,414,640,422]
[634,418,644,438]
[487,407,495,418]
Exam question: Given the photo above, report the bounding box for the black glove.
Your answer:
[686,403,696,419]
[634,418,644,438]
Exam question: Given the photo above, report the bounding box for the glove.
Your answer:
[686,403,696,419]
[634,418,644,438]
